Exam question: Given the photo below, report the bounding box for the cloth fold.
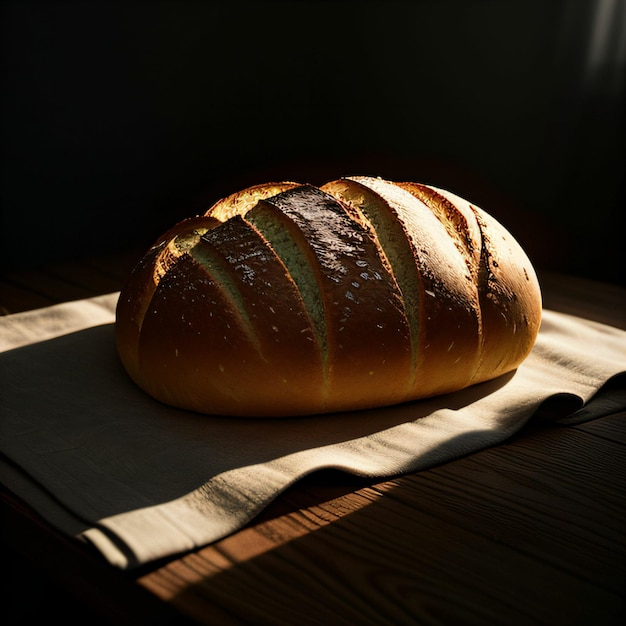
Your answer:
[1,276,625,569]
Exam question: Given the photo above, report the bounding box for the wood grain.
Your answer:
[139,414,626,626]
[573,410,626,444]
[0,247,143,315]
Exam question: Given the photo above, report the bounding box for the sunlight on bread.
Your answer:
[116,176,542,417]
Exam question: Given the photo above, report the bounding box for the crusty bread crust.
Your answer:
[116,176,542,417]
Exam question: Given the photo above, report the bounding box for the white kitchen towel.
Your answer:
[1,275,625,569]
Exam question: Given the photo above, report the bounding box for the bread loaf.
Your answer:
[115,176,542,417]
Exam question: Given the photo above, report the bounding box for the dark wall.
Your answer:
[2,1,624,284]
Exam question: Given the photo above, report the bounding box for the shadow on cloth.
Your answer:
[2,320,609,522]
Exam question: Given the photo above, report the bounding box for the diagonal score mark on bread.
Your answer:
[394,182,485,385]
[328,177,482,398]
[438,187,542,382]
[390,181,541,386]
[204,183,413,412]
[198,215,325,404]
[321,178,427,389]
[189,221,268,361]
[206,181,329,386]
[244,197,329,371]
[247,185,412,412]
[115,216,219,386]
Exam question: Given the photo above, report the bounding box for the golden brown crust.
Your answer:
[344,177,483,398]
[395,181,541,384]
[205,181,301,222]
[115,215,222,386]
[134,217,325,416]
[257,185,413,413]
[439,188,542,383]
[115,176,542,417]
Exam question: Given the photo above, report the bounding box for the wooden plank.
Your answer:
[139,416,626,625]
[572,411,626,444]
[388,427,625,593]
[0,279,56,315]
[0,268,100,306]
[142,493,622,626]
[0,246,144,314]
[44,262,126,294]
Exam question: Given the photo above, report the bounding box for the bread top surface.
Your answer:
[116,176,541,417]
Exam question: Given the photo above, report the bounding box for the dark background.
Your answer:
[2,0,624,284]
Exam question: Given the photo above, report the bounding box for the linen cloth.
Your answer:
[1,274,625,569]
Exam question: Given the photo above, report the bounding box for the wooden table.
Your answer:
[2,250,625,625]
